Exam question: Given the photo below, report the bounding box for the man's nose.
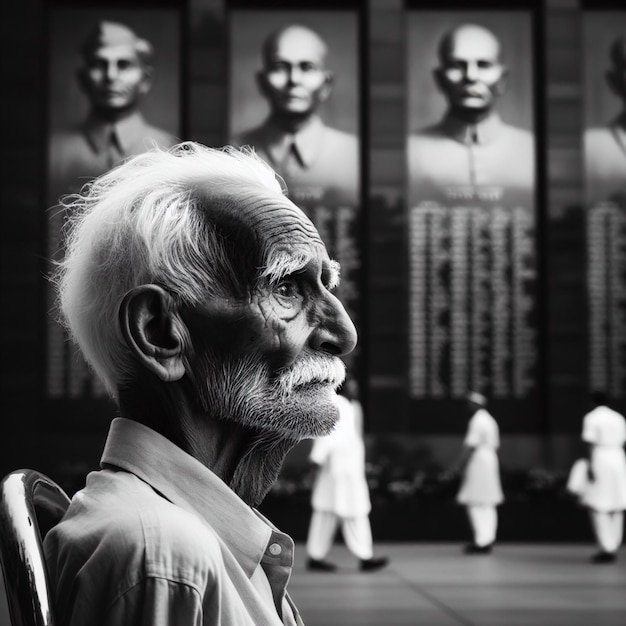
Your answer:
[465,61,479,81]
[309,294,358,357]
[287,66,303,85]
[105,62,119,81]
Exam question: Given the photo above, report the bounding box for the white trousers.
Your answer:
[590,510,624,553]
[306,510,374,561]
[466,504,498,547]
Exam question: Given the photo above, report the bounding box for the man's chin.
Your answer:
[288,383,340,438]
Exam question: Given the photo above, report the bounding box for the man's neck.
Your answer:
[269,111,317,135]
[90,105,140,125]
[448,106,494,126]
[119,384,296,507]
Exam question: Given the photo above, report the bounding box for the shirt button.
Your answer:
[269,543,282,556]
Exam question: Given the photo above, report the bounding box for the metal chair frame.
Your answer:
[0,470,70,626]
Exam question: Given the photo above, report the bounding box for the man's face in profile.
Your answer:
[185,195,356,440]
[80,44,151,113]
[258,26,332,119]
[435,24,507,116]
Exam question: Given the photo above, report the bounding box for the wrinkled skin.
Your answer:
[120,191,357,506]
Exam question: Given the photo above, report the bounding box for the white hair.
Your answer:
[53,142,287,398]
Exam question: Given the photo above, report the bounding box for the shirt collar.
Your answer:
[438,111,503,146]
[100,417,284,578]
[82,111,149,155]
[262,115,325,168]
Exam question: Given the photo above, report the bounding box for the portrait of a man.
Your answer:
[408,18,535,200]
[229,13,360,206]
[48,18,179,206]
[584,32,626,205]
[45,7,181,403]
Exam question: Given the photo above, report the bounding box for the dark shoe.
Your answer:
[359,556,389,572]
[464,542,493,554]
[306,557,337,572]
[590,551,617,564]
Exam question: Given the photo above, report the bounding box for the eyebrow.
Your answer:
[260,251,341,289]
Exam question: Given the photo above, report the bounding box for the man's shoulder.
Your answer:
[584,125,617,151]
[236,123,272,148]
[140,123,179,150]
[46,469,223,579]
[320,124,358,145]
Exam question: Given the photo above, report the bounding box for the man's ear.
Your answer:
[119,285,186,382]
[494,66,509,98]
[606,69,619,96]
[318,70,334,103]
[256,70,269,98]
[138,64,154,97]
[76,68,88,94]
[433,68,445,93]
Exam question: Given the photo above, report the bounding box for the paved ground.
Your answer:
[1,543,624,625]
[288,543,626,626]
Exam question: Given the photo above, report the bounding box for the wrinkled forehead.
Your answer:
[209,188,329,276]
[248,195,325,258]
[445,26,501,63]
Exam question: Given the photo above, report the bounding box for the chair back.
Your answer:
[0,470,70,626]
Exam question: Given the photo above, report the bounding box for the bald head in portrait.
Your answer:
[49,20,178,204]
[408,23,535,196]
[584,34,626,205]
[234,24,359,205]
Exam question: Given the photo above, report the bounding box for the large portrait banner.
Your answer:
[227,6,363,363]
[583,9,626,398]
[45,3,182,424]
[406,6,540,429]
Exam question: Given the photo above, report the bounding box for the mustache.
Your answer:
[275,353,346,396]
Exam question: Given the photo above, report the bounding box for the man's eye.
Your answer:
[275,279,302,299]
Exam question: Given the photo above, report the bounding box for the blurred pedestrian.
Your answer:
[305,378,388,572]
[579,391,626,563]
[454,391,503,554]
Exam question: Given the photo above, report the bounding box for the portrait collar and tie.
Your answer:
[262,115,326,170]
[439,111,504,146]
[83,110,153,159]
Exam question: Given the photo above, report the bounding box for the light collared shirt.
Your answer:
[44,418,303,626]
[235,115,360,205]
[48,111,178,204]
[408,112,535,195]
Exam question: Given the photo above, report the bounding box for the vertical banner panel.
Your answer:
[227,3,364,374]
[44,2,182,427]
[583,10,626,402]
[406,4,541,431]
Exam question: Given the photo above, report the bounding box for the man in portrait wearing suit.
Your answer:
[49,20,178,204]
[235,24,359,205]
[584,34,626,206]
[408,23,535,197]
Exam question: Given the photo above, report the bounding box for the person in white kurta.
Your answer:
[580,392,626,563]
[305,386,388,572]
[456,392,503,553]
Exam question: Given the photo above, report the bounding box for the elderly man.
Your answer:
[584,35,626,205]
[235,24,359,205]
[408,23,534,194]
[49,20,178,202]
[43,142,357,625]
